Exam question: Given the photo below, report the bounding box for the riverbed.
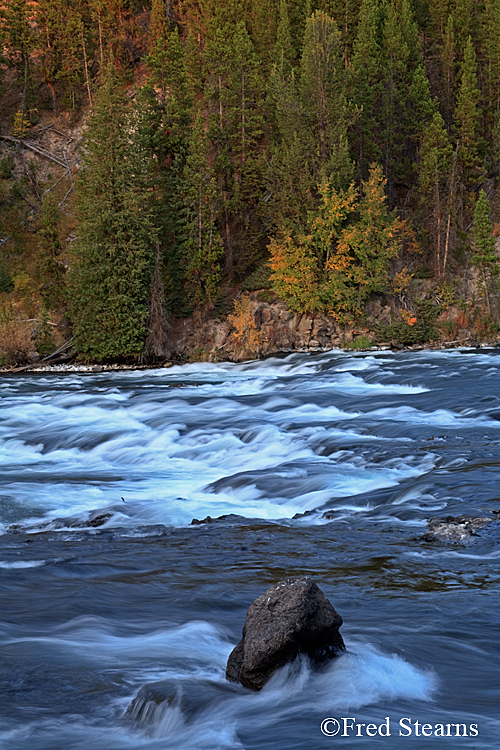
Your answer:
[1,349,499,748]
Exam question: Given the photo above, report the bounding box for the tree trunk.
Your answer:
[145,243,171,361]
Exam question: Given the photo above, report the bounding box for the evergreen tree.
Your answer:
[299,10,352,181]
[39,193,65,308]
[138,26,192,311]
[250,0,279,75]
[37,0,92,110]
[319,0,362,63]
[183,112,224,305]
[269,10,352,234]
[69,63,156,361]
[452,0,473,53]
[471,188,498,314]
[417,111,454,277]
[379,0,434,203]
[148,0,169,53]
[200,13,266,275]
[274,0,295,75]
[4,0,37,118]
[440,14,456,129]
[478,0,500,150]
[288,0,311,56]
[454,35,482,186]
[349,0,383,182]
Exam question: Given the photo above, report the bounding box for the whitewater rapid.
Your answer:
[4,349,496,531]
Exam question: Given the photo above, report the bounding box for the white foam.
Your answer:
[0,560,46,568]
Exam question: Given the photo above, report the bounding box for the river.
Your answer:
[0,349,499,749]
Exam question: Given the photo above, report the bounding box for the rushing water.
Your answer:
[1,349,499,749]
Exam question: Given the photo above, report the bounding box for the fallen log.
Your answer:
[4,337,75,374]
[0,135,69,170]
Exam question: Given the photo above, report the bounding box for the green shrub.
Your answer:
[376,300,439,344]
[348,335,372,350]
[241,264,271,292]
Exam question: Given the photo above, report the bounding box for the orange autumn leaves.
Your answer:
[269,165,409,323]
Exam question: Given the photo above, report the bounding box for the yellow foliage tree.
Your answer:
[268,234,324,313]
[268,165,404,322]
[228,293,264,355]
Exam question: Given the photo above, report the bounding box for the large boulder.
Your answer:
[226,577,345,691]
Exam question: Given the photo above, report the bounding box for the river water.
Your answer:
[0,349,499,749]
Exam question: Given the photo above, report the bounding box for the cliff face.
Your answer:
[168,289,500,363]
[168,293,395,362]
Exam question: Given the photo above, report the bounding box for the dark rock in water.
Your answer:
[423,515,496,544]
[226,576,345,691]
[190,513,248,525]
[124,678,243,728]
[191,515,213,525]
[322,510,337,520]
[291,509,316,520]
[84,513,113,528]
[8,508,116,532]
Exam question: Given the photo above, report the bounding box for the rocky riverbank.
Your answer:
[2,290,500,373]
[167,292,500,363]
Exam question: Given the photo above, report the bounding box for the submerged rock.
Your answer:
[423,514,496,544]
[124,678,243,729]
[226,576,345,691]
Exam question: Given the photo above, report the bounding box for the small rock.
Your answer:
[423,515,494,544]
[226,577,345,691]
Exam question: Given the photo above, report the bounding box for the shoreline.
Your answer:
[1,340,499,375]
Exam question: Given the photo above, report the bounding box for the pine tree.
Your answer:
[250,0,279,75]
[349,0,383,182]
[4,0,37,118]
[36,0,92,110]
[39,193,65,308]
[417,111,454,277]
[199,12,266,276]
[471,189,498,314]
[299,10,352,183]
[478,0,500,150]
[138,26,192,312]
[288,0,312,56]
[269,10,353,234]
[183,112,223,305]
[452,0,473,53]
[274,0,295,75]
[441,14,456,130]
[148,0,169,53]
[319,0,363,63]
[379,0,434,203]
[454,35,482,188]
[69,62,156,361]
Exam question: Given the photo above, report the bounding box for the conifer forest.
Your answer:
[1,0,500,363]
